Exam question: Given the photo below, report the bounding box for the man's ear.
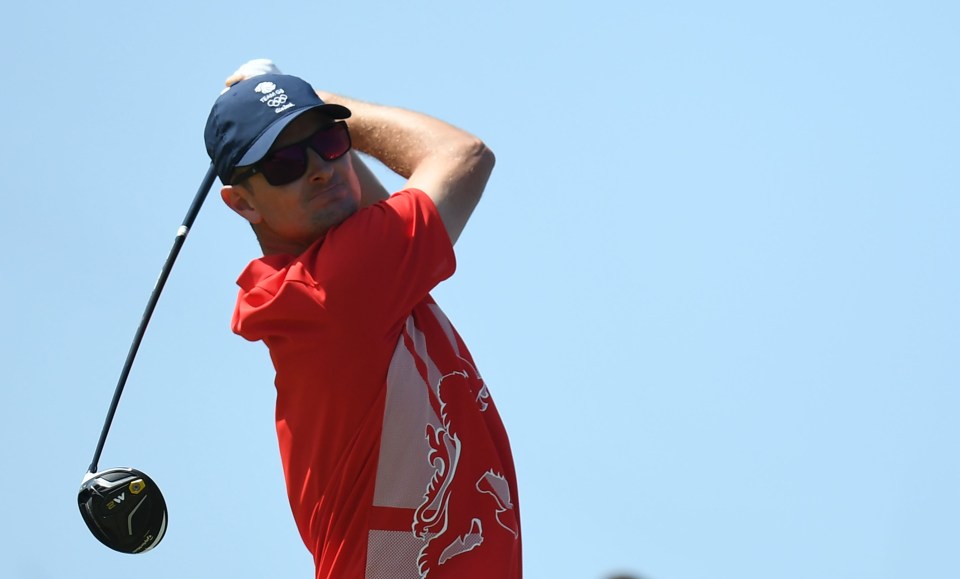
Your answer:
[220,185,262,224]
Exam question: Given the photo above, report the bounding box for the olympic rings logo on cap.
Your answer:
[266,94,288,108]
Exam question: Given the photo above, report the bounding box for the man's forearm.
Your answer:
[317,92,487,180]
[318,91,494,245]
[349,151,390,206]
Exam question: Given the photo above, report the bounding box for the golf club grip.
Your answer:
[88,164,218,473]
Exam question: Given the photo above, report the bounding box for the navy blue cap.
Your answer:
[204,73,350,184]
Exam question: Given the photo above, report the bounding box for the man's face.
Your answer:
[227,110,362,253]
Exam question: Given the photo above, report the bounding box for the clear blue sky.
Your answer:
[2,1,957,578]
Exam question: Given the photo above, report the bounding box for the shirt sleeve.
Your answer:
[301,188,456,336]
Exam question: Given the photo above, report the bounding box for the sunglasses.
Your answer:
[232,121,352,186]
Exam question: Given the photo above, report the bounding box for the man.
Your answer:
[204,61,522,578]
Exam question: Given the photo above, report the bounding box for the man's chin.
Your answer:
[318,198,360,230]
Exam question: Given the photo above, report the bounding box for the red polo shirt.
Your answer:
[231,189,521,578]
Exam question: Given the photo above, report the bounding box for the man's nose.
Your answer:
[305,148,335,182]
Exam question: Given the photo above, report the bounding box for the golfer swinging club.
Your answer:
[204,60,522,578]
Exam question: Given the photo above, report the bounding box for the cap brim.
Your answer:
[237,103,351,167]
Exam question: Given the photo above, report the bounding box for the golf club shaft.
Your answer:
[88,164,218,473]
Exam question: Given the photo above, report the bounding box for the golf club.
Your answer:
[78,164,217,553]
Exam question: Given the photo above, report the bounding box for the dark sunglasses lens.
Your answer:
[257,123,351,186]
[260,146,308,186]
[310,123,352,161]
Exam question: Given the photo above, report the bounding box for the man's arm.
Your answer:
[348,150,390,207]
[318,91,495,245]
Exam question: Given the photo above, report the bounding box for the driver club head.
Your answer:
[78,467,168,554]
